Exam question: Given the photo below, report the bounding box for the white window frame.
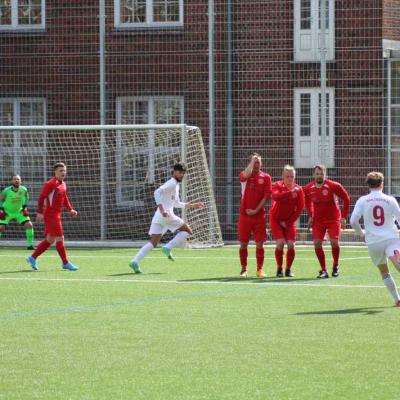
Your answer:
[114,0,183,29]
[115,96,184,207]
[0,0,45,31]
[294,88,335,168]
[0,98,47,205]
[294,0,335,62]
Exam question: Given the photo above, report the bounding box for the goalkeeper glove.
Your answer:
[0,209,6,220]
[22,207,30,217]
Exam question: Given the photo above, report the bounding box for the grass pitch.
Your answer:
[0,245,399,400]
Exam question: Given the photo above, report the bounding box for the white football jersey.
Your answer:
[350,190,400,244]
[153,177,186,220]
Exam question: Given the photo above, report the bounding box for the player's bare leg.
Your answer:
[285,240,295,277]
[130,234,162,273]
[239,242,248,278]
[162,224,191,261]
[255,241,266,278]
[331,239,340,277]
[378,263,400,306]
[275,239,285,277]
[314,239,328,278]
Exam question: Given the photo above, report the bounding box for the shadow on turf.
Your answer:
[179,277,314,283]
[295,307,388,316]
[0,269,36,274]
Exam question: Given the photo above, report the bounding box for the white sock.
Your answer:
[382,273,400,302]
[165,231,190,250]
[133,242,154,263]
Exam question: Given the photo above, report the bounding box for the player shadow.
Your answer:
[294,307,388,316]
[108,272,166,277]
[179,277,315,283]
[0,269,37,274]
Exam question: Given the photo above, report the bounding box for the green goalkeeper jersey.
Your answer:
[0,185,29,214]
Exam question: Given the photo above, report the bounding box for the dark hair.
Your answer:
[173,162,187,172]
[366,172,384,188]
[53,162,66,171]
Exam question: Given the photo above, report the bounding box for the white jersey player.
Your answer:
[350,172,400,307]
[129,163,204,273]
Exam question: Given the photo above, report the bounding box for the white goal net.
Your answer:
[0,124,223,248]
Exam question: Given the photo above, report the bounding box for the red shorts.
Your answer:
[238,214,266,243]
[312,219,341,241]
[44,214,64,237]
[270,217,296,241]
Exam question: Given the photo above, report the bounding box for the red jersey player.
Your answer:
[26,162,79,271]
[238,153,272,278]
[270,165,305,277]
[304,164,350,278]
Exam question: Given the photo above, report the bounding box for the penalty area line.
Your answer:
[0,276,386,290]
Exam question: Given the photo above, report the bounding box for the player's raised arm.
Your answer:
[241,153,260,180]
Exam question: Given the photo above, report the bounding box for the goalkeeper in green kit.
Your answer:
[0,175,35,250]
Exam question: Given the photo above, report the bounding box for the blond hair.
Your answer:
[366,171,384,188]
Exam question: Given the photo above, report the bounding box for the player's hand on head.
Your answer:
[70,209,78,217]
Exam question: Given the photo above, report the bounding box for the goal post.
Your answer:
[0,124,223,248]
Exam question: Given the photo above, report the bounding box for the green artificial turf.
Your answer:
[0,246,398,400]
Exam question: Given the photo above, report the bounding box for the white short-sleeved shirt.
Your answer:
[152,177,186,225]
[350,190,400,245]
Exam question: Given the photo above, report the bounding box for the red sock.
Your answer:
[56,241,68,265]
[32,240,51,259]
[275,248,283,269]
[239,248,248,270]
[315,247,326,271]
[332,246,340,267]
[256,247,264,271]
[286,248,295,270]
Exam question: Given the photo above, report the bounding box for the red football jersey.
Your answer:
[38,177,73,216]
[239,170,272,218]
[270,181,305,225]
[304,179,350,222]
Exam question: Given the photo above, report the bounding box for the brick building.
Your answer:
[0,0,400,241]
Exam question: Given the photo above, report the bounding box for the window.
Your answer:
[294,0,335,62]
[294,88,334,168]
[0,0,45,30]
[114,0,183,28]
[115,96,184,206]
[0,98,46,203]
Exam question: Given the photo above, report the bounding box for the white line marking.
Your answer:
[0,276,385,289]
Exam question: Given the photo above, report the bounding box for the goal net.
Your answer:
[0,124,223,248]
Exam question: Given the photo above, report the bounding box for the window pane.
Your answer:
[318,0,329,29]
[318,93,329,137]
[120,0,146,23]
[154,98,181,124]
[122,152,148,202]
[300,0,311,29]
[0,102,13,125]
[20,101,45,125]
[153,0,179,22]
[18,0,42,25]
[300,93,311,137]
[121,99,148,124]
[0,0,12,25]
[20,154,45,201]
[391,61,400,106]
